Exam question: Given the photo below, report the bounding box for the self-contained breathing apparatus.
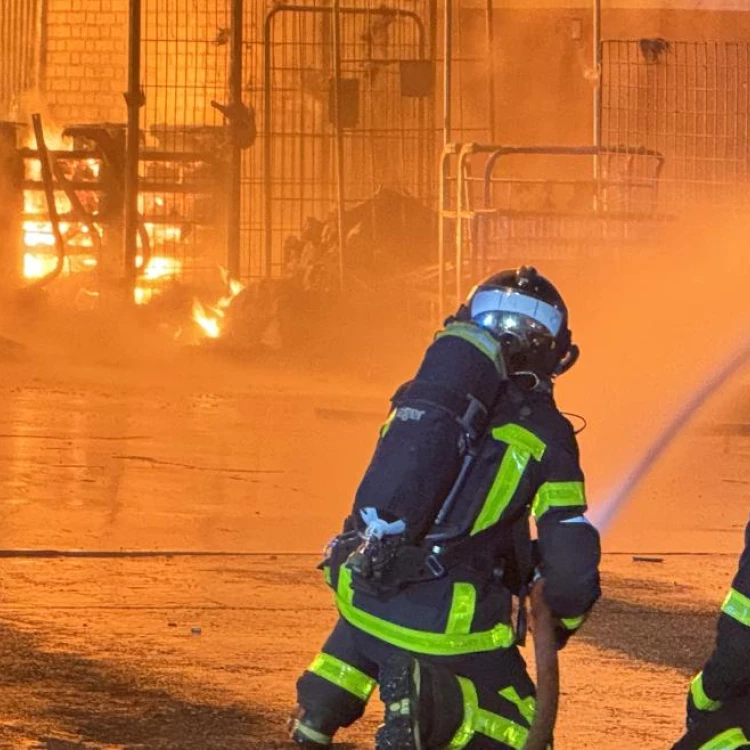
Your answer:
[320,267,578,644]
[319,318,536,638]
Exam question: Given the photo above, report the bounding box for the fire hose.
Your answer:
[525,580,560,750]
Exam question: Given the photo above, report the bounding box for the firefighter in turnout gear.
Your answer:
[671,515,750,750]
[289,267,602,749]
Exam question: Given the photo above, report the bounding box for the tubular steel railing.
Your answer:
[438,143,668,318]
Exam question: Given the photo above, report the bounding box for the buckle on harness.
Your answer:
[425,554,445,578]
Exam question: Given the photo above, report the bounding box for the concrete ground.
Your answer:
[0,287,748,749]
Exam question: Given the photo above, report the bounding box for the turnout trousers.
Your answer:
[672,697,750,750]
[296,617,537,750]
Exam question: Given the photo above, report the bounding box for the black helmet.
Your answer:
[458,266,579,380]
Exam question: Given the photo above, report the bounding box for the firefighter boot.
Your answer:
[288,705,335,747]
[376,652,424,750]
[375,653,463,750]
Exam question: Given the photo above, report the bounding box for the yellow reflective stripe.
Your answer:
[471,446,531,535]
[336,566,514,656]
[449,677,478,749]
[380,409,396,438]
[698,728,750,750]
[498,686,536,726]
[447,583,476,635]
[309,653,376,701]
[448,677,530,750]
[323,565,332,586]
[435,323,505,374]
[691,672,723,712]
[477,707,530,750]
[722,587,750,628]
[532,481,586,520]
[492,424,546,461]
[471,424,545,536]
[561,615,586,631]
[448,677,479,749]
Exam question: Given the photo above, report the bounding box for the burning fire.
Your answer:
[192,271,245,339]
[23,252,59,279]
[133,255,183,305]
[19,125,189,307]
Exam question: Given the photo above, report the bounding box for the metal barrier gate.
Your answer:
[139,0,234,286]
[138,0,438,285]
[244,1,435,280]
[438,143,667,318]
[601,40,750,212]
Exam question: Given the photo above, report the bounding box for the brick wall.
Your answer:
[44,0,128,125]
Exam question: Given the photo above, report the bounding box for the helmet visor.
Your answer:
[469,288,564,339]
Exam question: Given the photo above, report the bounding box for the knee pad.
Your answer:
[418,661,466,746]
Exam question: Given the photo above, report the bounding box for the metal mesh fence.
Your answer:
[140,0,232,283]
[602,40,750,212]
[243,1,436,279]
[0,0,42,120]
[135,0,505,285]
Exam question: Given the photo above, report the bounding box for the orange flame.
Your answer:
[192,270,245,339]
[133,255,184,305]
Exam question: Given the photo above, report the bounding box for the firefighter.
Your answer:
[671,514,750,750]
[290,268,602,749]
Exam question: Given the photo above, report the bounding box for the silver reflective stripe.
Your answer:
[470,289,563,335]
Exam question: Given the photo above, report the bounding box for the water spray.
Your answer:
[590,335,750,534]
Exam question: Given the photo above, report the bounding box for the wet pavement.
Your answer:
[0,341,746,748]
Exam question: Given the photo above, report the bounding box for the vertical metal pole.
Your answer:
[438,0,454,323]
[437,146,450,323]
[227,0,243,279]
[263,11,275,278]
[124,0,142,294]
[486,0,497,142]
[455,146,465,308]
[593,0,602,204]
[331,0,346,289]
[0,123,23,291]
[444,0,453,144]
[39,0,48,103]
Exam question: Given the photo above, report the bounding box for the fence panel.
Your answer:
[243,1,435,279]
[140,0,233,285]
[602,40,750,212]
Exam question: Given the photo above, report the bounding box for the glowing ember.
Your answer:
[137,255,183,281]
[134,287,153,306]
[132,255,183,305]
[23,221,56,248]
[86,158,101,179]
[191,271,245,339]
[23,252,59,280]
[22,251,99,280]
